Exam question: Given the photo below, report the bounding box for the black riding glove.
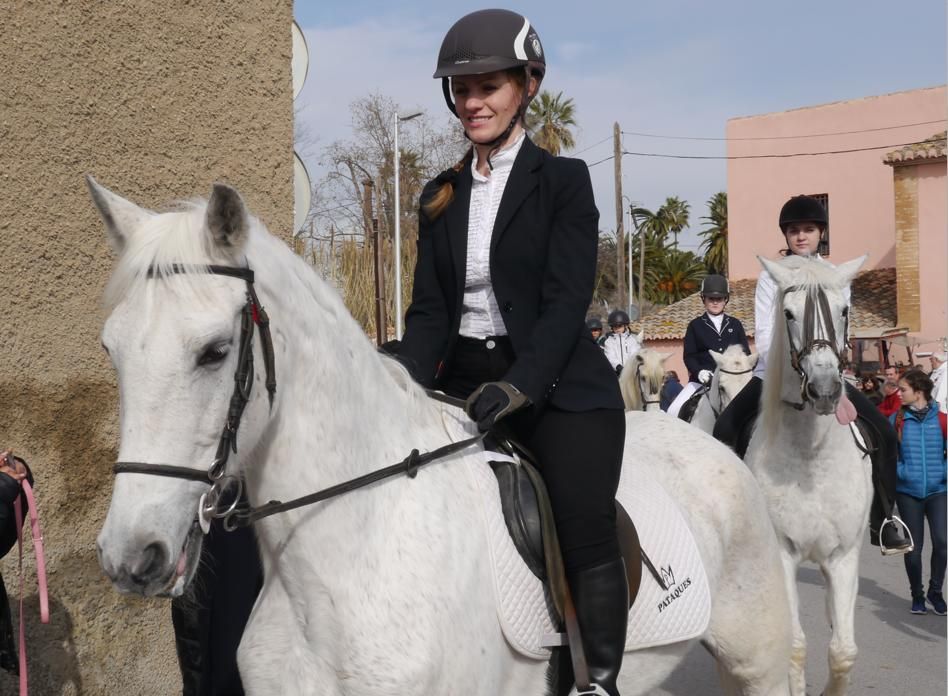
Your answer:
[615,364,624,376]
[465,381,531,433]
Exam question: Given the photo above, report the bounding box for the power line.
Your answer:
[620,138,941,161]
[571,134,614,156]
[587,154,616,168]
[621,119,945,142]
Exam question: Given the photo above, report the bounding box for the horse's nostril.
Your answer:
[130,541,169,585]
[806,383,821,400]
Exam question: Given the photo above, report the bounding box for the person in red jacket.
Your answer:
[879,378,902,417]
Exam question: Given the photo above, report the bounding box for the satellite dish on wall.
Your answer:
[293,151,312,234]
[291,21,309,100]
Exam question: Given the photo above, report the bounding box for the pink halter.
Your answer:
[13,481,49,696]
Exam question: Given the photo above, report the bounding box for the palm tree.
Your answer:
[699,192,728,275]
[661,196,690,249]
[527,91,577,155]
[647,249,706,304]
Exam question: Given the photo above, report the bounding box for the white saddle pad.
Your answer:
[440,405,711,660]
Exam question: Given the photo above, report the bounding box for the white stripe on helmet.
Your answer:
[513,18,530,60]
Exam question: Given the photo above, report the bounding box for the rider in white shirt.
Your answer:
[601,309,641,375]
[713,195,911,555]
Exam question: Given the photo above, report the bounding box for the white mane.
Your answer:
[104,196,436,421]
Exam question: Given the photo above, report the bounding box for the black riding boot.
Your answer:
[569,558,629,696]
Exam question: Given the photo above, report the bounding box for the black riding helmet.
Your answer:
[586,316,603,331]
[608,309,630,326]
[434,9,545,150]
[779,195,828,231]
[700,274,729,299]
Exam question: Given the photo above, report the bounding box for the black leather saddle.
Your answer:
[487,439,646,615]
[677,388,706,423]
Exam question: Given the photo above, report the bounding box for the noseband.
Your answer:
[782,284,848,409]
[112,264,277,527]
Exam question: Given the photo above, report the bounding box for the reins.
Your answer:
[109,263,489,531]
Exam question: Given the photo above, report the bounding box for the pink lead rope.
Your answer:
[12,481,49,696]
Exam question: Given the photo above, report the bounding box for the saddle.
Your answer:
[487,437,648,618]
[677,388,706,423]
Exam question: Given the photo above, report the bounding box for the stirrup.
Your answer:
[569,685,612,696]
[880,516,914,556]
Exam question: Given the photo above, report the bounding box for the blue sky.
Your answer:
[294,0,946,251]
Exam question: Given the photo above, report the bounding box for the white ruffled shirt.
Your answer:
[458,131,526,338]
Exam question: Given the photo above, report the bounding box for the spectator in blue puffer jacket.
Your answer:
[890,370,948,616]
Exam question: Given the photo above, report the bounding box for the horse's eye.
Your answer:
[101,342,110,356]
[197,343,229,367]
[784,309,794,321]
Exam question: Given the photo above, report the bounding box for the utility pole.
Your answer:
[613,122,625,304]
[362,179,384,346]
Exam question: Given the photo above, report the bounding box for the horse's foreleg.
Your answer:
[778,549,807,696]
[819,547,860,696]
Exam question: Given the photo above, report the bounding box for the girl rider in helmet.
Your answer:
[394,10,628,695]
[713,195,911,555]
[666,274,750,419]
[602,309,641,376]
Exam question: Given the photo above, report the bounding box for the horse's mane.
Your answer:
[759,255,848,439]
[102,196,436,413]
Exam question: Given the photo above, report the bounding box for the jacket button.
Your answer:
[502,302,513,312]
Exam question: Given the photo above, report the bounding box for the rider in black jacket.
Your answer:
[394,10,628,695]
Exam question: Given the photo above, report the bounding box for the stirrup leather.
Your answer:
[879,516,914,556]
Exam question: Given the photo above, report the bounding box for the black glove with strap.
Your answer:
[465,381,531,433]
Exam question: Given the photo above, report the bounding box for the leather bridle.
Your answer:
[109,263,487,533]
[781,284,849,409]
[634,363,661,411]
[112,264,277,528]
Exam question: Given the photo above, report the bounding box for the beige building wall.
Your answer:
[0,2,293,693]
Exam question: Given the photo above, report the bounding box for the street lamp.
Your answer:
[394,109,423,340]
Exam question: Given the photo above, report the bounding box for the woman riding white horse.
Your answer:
[714,195,911,557]
[89,175,794,695]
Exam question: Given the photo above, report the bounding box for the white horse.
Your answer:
[688,346,759,434]
[618,348,669,412]
[745,255,869,696]
[90,179,792,696]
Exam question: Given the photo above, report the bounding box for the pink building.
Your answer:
[631,87,946,386]
[727,86,947,360]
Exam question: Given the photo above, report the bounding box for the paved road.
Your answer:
[654,533,947,695]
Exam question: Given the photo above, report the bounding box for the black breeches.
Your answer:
[846,383,899,528]
[442,336,626,573]
[172,521,262,696]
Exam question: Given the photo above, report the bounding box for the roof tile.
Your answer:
[630,268,897,340]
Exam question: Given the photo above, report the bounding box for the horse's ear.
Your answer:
[86,175,153,253]
[710,350,725,366]
[659,352,672,363]
[205,183,249,252]
[636,329,645,343]
[758,256,794,289]
[835,255,868,286]
[748,350,760,368]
